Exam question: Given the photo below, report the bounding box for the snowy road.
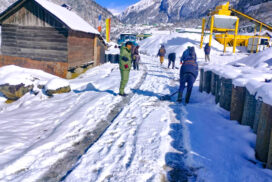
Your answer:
[0,63,145,181]
[64,55,189,181]
[1,53,272,182]
[64,55,272,182]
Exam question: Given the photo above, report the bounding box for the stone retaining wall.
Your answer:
[200,69,272,169]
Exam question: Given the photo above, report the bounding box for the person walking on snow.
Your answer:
[168,52,176,69]
[119,41,133,96]
[177,46,198,104]
[204,43,211,62]
[132,45,140,70]
[157,45,166,65]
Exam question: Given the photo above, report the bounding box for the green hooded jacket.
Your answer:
[119,46,132,71]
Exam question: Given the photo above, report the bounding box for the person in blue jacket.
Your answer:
[177,46,198,103]
[168,52,176,69]
[204,43,211,62]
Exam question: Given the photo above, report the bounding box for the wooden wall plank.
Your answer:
[1,24,68,62]
[68,31,95,68]
[3,1,65,28]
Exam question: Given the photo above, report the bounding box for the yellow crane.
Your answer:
[200,2,271,53]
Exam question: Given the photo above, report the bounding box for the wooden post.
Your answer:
[94,35,98,66]
[267,130,272,169]
[251,25,257,53]
[256,24,263,53]
[224,32,227,53]
[209,16,214,47]
[256,103,272,163]
[200,18,206,48]
[233,18,239,53]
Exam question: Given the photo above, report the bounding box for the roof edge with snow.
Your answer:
[0,0,100,35]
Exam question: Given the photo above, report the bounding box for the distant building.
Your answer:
[0,0,106,78]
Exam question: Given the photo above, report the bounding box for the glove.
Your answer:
[122,56,129,62]
[124,64,129,69]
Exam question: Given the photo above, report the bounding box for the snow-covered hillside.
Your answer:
[120,0,272,26]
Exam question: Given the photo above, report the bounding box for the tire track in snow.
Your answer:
[38,64,148,182]
[166,102,198,182]
[63,55,180,182]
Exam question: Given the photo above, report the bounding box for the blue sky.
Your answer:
[95,0,140,15]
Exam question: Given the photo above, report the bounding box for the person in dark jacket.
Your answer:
[168,52,176,69]
[132,45,140,70]
[204,43,211,62]
[177,46,198,104]
[157,45,166,65]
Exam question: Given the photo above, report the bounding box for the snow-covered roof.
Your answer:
[35,0,99,34]
[0,0,100,35]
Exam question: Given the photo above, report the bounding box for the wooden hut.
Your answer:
[0,0,106,78]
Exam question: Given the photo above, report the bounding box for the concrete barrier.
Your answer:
[106,54,119,63]
[215,74,221,104]
[230,85,246,123]
[199,68,204,92]
[211,72,217,95]
[219,77,233,111]
[256,102,272,162]
[266,133,272,169]
[241,89,257,128]
[203,70,212,94]
[253,99,263,134]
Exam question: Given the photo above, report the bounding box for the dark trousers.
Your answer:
[133,55,140,70]
[168,60,175,69]
[205,54,210,62]
[179,73,196,101]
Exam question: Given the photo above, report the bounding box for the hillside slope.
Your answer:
[119,0,272,27]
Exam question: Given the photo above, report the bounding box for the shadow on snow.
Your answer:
[73,83,117,96]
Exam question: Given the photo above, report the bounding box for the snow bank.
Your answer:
[139,32,241,63]
[0,65,57,86]
[246,80,265,95]
[0,72,33,86]
[204,46,272,105]
[231,48,272,71]
[256,83,272,105]
[45,78,70,90]
[139,33,206,59]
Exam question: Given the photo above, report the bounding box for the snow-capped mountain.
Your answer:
[120,0,272,26]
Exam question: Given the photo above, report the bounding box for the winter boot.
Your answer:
[185,90,192,104]
[177,92,182,102]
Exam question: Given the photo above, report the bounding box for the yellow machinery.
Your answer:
[200,2,272,53]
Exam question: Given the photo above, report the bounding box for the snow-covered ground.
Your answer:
[0,63,144,181]
[0,32,272,181]
[139,32,249,64]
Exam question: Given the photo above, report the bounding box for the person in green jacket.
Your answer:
[119,41,133,96]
